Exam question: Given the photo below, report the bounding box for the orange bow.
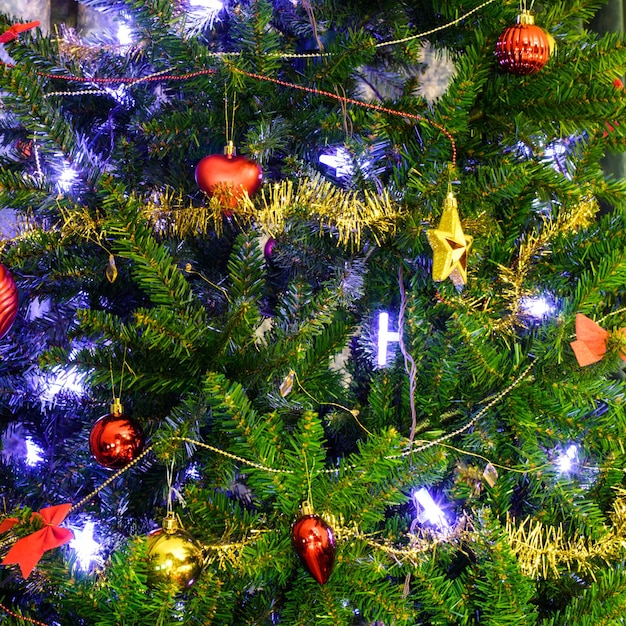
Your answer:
[0,21,40,44]
[1,503,73,578]
[570,313,626,367]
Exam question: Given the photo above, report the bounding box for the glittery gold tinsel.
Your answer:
[498,194,600,328]
[506,487,626,579]
[141,175,402,248]
[252,174,402,248]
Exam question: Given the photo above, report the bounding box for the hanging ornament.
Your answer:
[195,142,262,212]
[263,236,276,260]
[145,512,204,592]
[292,503,336,584]
[495,10,551,75]
[105,254,118,283]
[426,188,473,287]
[0,263,18,340]
[89,398,145,469]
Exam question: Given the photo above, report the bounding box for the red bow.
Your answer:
[1,504,73,578]
[570,314,626,367]
[0,21,40,45]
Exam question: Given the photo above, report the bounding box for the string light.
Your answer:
[556,444,578,475]
[57,164,78,192]
[69,520,101,571]
[318,146,355,177]
[520,294,557,320]
[377,311,400,367]
[412,488,449,529]
[25,437,44,466]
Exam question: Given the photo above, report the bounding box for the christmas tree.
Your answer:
[0,0,626,623]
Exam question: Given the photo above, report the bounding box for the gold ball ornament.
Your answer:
[146,513,204,592]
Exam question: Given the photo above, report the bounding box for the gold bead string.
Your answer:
[396,360,536,459]
[68,443,155,513]
[172,437,294,474]
[44,1,498,68]
[374,0,499,49]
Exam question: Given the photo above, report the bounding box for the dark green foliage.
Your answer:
[0,0,625,624]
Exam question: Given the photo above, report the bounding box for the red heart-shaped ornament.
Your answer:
[0,263,18,340]
[292,514,336,584]
[195,154,262,210]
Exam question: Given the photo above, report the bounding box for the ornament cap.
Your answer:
[518,10,535,25]
[110,397,123,416]
[162,512,180,534]
[444,190,457,210]
[301,500,314,516]
[223,141,236,158]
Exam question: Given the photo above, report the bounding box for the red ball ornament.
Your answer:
[195,144,262,211]
[292,511,336,584]
[495,11,551,75]
[89,400,145,469]
[0,263,18,340]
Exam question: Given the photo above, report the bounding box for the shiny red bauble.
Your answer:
[89,410,145,469]
[495,12,551,75]
[195,153,262,209]
[292,513,336,584]
[0,263,18,340]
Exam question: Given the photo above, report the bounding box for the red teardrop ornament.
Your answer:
[292,514,336,584]
[195,153,262,210]
[89,410,145,469]
[0,263,18,340]
[495,12,551,76]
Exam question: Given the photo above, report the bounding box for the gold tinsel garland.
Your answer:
[506,487,626,579]
[141,174,403,248]
[496,194,599,328]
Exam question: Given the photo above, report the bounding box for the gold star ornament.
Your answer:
[426,190,473,287]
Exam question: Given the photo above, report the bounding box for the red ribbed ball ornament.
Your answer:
[495,11,551,76]
[89,400,145,469]
[0,263,18,340]
[292,511,336,585]
[195,144,262,211]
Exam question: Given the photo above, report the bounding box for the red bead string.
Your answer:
[26,64,456,167]
[231,67,457,168]
[0,601,49,626]
[33,67,217,84]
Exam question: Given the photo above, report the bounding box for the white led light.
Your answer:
[520,295,555,319]
[25,437,44,466]
[70,521,101,571]
[117,22,133,46]
[189,0,223,7]
[40,366,86,406]
[319,147,355,177]
[556,444,578,475]
[413,488,448,528]
[57,166,78,192]
[377,312,400,366]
